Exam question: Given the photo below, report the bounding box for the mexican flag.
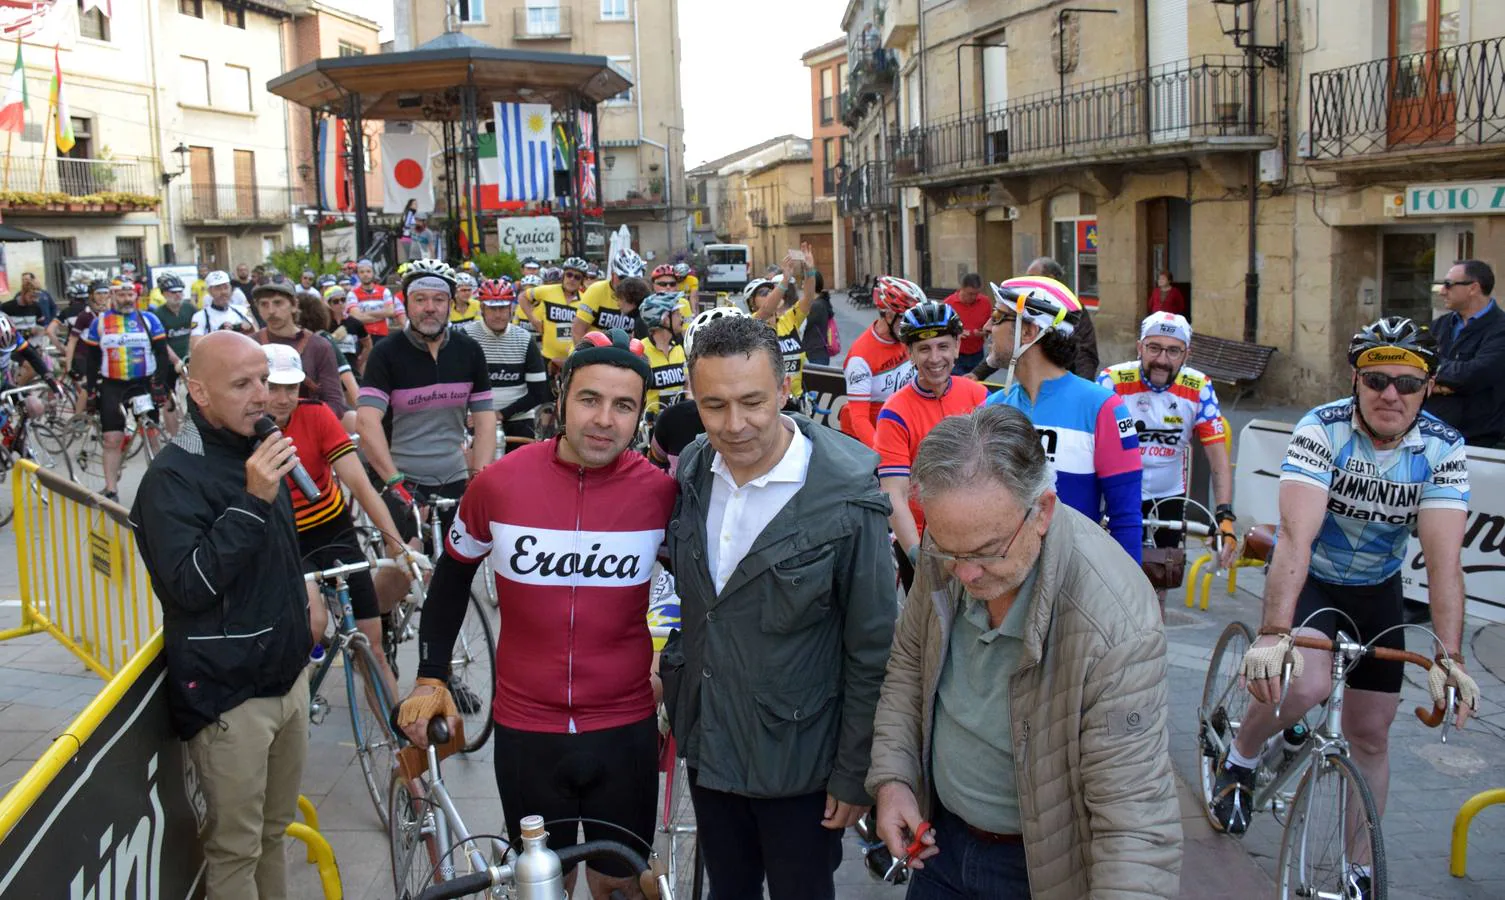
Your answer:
[0,43,26,135]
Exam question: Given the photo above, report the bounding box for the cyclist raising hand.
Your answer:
[397,329,676,900]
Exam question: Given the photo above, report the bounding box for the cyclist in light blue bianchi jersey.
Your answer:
[1212,319,1482,884]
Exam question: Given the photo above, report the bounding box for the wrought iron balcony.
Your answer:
[1308,36,1505,160]
[0,153,154,198]
[843,47,898,127]
[179,183,299,225]
[837,161,894,216]
[748,207,769,227]
[602,178,667,209]
[784,202,816,223]
[890,56,1265,182]
[514,5,571,40]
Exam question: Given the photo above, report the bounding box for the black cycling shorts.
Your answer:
[1142,495,1187,549]
[98,377,153,433]
[492,715,658,878]
[298,516,379,621]
[1293,574,1406,694]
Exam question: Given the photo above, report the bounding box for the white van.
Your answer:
[703,244,750,294]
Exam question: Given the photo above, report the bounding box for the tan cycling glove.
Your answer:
[1241,634,1304,683]
[1428,657,1480,712]
[397,676,459,731]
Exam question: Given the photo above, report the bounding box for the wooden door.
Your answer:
[1388,0,1461,147]
[188,146,215,218]
[801,232,834,278]
[233,150,257,219]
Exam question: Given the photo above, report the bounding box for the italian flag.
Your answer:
[475,131,527,212]
[0,43,26,135]
[51,46,73,153]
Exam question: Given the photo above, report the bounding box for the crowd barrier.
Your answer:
[0,460,160,677]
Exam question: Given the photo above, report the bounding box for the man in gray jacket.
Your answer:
[661,315,896,900]
[867,404,1181,899]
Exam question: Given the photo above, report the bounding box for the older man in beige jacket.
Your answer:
[867,404,1181,899]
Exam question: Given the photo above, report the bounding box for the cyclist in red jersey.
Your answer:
[395,329,675,900]
[875,302,988,565]
[348,258,405,338]
[841,275,924,447]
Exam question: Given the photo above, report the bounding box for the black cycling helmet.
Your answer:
[897,301,963,345]
[67,281,90,301]
[157,273,185,293]
[89,279,111,295]
[1347,316,1437,374]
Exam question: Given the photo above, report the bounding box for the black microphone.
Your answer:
[253,415,321,501]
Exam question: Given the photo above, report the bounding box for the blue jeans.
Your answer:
[906,807,1031,899]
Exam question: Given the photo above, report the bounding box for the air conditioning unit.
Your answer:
[1382,193,1406,217]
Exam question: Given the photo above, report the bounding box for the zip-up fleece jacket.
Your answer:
[130,406,312,740]
[866,503,1182,899]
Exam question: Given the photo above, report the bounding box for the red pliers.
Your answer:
[883,821,932,882]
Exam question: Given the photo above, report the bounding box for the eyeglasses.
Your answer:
[1142,342,1186,360]
[988,311,1017,327]
[654,280,678,288]
[1358,371,1428,395]
[1441,279,1476,289]
[563,271,583,280]
[921,507,1035,568]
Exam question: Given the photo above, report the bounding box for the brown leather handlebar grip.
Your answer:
[1290,636,1446,728]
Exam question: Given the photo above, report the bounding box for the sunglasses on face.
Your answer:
[1441,279,1477,289]
[654,280,678,288]
[1359,371,1428,395]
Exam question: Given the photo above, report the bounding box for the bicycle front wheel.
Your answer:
[27,426,74,483]
[346,640,400,829]
[452,589,496,753]
[1199,620,1254,829]
[389,772,442,900]
[1277,752,1386,900]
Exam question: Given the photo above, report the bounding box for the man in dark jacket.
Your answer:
[662,315,896,900]
[1426,258,1505,446]
[130,330,311,900]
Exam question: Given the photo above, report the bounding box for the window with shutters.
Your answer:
[179,0,203,17]
[223,6,245,27]
[607,56,633,104]
[79,0,110,40]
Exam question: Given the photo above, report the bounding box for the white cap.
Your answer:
[264,343,305,385]
[1140,312,1192,346]
[205,270,231,287]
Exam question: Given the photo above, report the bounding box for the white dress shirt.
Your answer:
[705,416,813,594]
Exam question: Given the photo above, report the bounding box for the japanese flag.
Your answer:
[381,133,434,214]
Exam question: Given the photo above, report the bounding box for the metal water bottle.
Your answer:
[514,814,564,900]
[1280,722,1310,765]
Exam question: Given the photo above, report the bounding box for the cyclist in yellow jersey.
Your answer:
[650,264,695,321]
[638,292,686,416]
[674,261,699,306]
[747,242,819,406]
[573,248,654,342]
[449,272,481,325]
[517,261,584,364]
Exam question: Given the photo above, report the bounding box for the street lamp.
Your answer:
[160,142,190,186]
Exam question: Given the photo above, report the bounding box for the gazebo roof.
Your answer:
[266,33,632,119]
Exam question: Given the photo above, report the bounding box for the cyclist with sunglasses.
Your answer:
[1212,317,1480,897]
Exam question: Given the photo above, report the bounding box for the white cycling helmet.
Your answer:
[519,274,543,288]
[455,272,478,289]
[610,248,646,279]
[684,305,749,356]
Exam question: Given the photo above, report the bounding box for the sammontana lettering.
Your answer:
[1329,471,1422,508]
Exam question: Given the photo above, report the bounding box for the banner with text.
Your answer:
[0,652,207,898]
[497,215,561,261]
[1235,419,1505,623]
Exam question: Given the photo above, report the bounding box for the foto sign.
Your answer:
[496,216,561,261]
[1403,180,1505,217]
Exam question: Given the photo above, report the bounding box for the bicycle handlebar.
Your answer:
[413,840,658,900]
[302,559,373,584]
[1290,634,1447,728]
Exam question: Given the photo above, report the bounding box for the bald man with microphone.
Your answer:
[130,330,313,900]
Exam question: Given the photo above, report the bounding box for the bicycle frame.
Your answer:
[307,571,373,719]
[409,740,510,880]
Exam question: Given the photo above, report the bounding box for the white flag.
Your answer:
[380,133,435,214]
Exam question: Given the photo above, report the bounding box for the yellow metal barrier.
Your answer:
[1,459,159,677]
[288,795,343,899]
[1185,553,1265,611]
[0,630,163,839]
[1450,788,1505,877]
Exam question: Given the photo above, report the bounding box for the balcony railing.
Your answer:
[748,207,768,227]
[514,5,571,40]
[890,55,1263,180]
[1309,36,1505,159]
[784,202,816,223]
[602,177,666,208]
[0,153,153,196]
[179,183,299,224]
[837,161,894,216]
[843,47,898,126]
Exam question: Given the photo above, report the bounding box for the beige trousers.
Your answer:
[187,668,310,900]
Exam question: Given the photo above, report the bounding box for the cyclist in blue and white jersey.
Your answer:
[1212,317,1481,897]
